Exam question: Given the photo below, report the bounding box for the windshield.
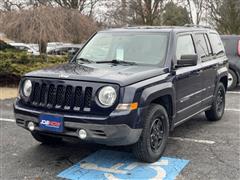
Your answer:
[76,32,169,65]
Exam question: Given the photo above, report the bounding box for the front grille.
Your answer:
[29,81,93,112]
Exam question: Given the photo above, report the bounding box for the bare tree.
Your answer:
[28,0,55,7]
[206,0,240,34]
[183,0,205,24]
[103,0,131,26]
[130,0,165,25]
[104,0,166,26]
[194,0,205,25]
[0,0,24,11]
[52,0,102,16]
[0,7,98,53]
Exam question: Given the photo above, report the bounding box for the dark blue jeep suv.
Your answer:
[14,26,228,162]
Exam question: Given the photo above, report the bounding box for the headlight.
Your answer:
[22,80,32,97]
[98,86,117,107]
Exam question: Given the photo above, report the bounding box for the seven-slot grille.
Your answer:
[29,81,93,111]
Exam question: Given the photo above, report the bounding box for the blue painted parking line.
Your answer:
[58,150,189,180]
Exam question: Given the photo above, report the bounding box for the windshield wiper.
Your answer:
[76,58,95,64]
[96,59,137,65]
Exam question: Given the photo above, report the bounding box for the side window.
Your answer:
[195,33,209,58]
[208,33,225,56]
[176,35,195,60]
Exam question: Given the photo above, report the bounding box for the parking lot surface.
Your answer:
[0,88,240,180]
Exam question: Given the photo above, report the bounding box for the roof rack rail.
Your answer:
[184,24,212,29]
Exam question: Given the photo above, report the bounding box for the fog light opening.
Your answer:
[28,122,35,131]
[78,129,87,139]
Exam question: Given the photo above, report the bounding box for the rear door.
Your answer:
[174,33,203,124]
[199,32,227,108]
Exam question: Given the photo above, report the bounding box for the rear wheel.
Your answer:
[31,132,62,144]
[228,69,237,90]
[132,104,169,163]
[205,83,225,121]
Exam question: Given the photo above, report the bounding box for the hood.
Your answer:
[24,63,168,86]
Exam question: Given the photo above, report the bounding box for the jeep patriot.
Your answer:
[14,26,228,162]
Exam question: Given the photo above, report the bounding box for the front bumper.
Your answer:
[14,100,143,146]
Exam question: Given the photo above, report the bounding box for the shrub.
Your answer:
[0,50,68,85]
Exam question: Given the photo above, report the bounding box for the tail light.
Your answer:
[238,40,240,56]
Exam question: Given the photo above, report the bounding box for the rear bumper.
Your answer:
[14,100,143,146]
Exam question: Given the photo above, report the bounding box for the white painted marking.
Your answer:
[80,163,127,174]
[227,91,240,95]
[225,108,240,112]
[111,163,124,170]
[169,137,215,144]
[104,173,119,180]
[150,166,166,180]
[103,160,169,180]
[124,162,141,170]
[152,160,169,166]
[0,118,15,122]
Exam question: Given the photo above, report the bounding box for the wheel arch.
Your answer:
[219,75,228,90]
[217,66,228,90]
[139,82,176,130]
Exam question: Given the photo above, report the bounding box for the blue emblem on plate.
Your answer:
[39,114,63,133]
[58,150,189,180]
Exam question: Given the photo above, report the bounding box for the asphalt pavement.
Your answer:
[0,87,239,180]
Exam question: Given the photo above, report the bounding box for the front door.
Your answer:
[174,34,203,124]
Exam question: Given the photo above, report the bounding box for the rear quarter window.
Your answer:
[209,33,225,56]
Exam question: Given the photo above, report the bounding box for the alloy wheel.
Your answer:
[150,117,164,152]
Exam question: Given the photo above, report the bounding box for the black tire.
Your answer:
[31,132,62,144]
[228,69,237,90]
[205,83,225,121]
[132,104,169,163]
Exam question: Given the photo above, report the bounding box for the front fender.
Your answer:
[139,82,174,106]
[139,81,176,118]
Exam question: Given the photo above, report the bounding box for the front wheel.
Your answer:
[205,83,226,121]
[132,104,169,163]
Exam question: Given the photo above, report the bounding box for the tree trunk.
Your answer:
[39,40,47,54]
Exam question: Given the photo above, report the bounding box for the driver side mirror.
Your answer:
[176,54,198,67]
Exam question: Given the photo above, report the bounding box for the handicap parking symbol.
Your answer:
[58,150,189,180]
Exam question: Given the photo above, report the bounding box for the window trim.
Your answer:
[204,34,213,56]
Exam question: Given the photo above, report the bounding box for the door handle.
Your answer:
[192,70,202,75]
[212,65,218,69]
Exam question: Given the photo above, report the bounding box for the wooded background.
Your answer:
[0,0,239,53]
